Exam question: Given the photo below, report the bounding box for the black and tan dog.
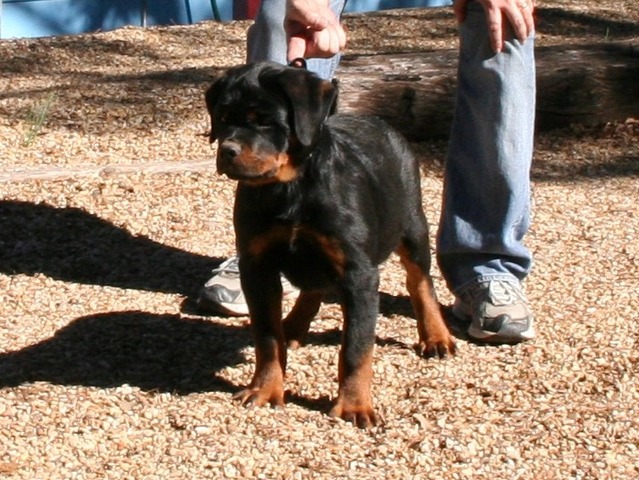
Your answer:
[205,61,455,428]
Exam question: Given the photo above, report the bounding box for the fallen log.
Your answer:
[335,41,639,140]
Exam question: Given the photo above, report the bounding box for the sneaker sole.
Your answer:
[467,322,535,344]
[196,297,249,317]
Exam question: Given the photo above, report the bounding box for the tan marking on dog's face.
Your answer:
[245,110,258,123]
[217,143,298,185]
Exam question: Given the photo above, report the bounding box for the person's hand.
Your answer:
[454,0,535,53]
[285,0,347,62]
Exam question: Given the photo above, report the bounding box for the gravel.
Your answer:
[1,3,638,479]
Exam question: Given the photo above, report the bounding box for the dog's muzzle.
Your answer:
[218,140,241,167]
[216,138,294,183]
[216,139,245,177]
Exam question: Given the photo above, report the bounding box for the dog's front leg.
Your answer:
[233,260,287,408]
[329,266,380,428]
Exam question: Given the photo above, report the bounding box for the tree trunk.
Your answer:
[334,41,639,140]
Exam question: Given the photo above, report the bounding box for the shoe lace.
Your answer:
[211,256,240,275]
[486,279,525,306]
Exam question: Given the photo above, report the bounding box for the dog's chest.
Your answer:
[249,223,345,290]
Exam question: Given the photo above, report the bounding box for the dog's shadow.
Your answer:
[0,311,249,393]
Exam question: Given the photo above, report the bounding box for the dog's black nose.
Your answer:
[220,141,241,162]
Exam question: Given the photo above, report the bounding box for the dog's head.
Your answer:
[205,61,338,185]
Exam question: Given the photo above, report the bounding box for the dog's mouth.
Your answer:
[216,143,298,184]
[222,168,277,184]
[222,165,299,186]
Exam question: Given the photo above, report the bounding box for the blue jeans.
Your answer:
[247,0,535,296]
[437,2,535,294]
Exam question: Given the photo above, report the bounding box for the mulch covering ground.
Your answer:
[1,3,638,479]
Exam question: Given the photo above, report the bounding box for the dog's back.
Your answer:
[312,113,426,261]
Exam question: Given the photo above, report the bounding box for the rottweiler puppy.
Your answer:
[205,61,455,428]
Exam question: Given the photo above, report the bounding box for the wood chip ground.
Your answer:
[1,2,638,479]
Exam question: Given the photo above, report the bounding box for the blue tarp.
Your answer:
[0,0,452,40]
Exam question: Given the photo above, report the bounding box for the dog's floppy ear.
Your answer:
[204,76,227,142]
[262,67,338,147]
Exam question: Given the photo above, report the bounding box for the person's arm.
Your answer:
[285,0,347,62]
[454,0,536,53]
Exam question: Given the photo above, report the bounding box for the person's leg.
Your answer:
[437,1,536,343]
[199,0,346,315]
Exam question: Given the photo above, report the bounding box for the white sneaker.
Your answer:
[453,278,535,344]
[197,257,298,316]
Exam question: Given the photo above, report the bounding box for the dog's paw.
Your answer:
[416,333,457,359]
[329,398,380,429]
[233,385,285,408]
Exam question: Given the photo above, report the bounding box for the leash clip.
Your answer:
[288,58,308,69]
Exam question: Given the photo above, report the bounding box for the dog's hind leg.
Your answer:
[283,290,324,349]
[396,228,456,358]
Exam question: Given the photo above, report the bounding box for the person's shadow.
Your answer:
[0,200,219,296]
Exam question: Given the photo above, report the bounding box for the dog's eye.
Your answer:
[245,112,274,128]
[257,115,274,127]
[246,110,258,124]
[246,110,272,126]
